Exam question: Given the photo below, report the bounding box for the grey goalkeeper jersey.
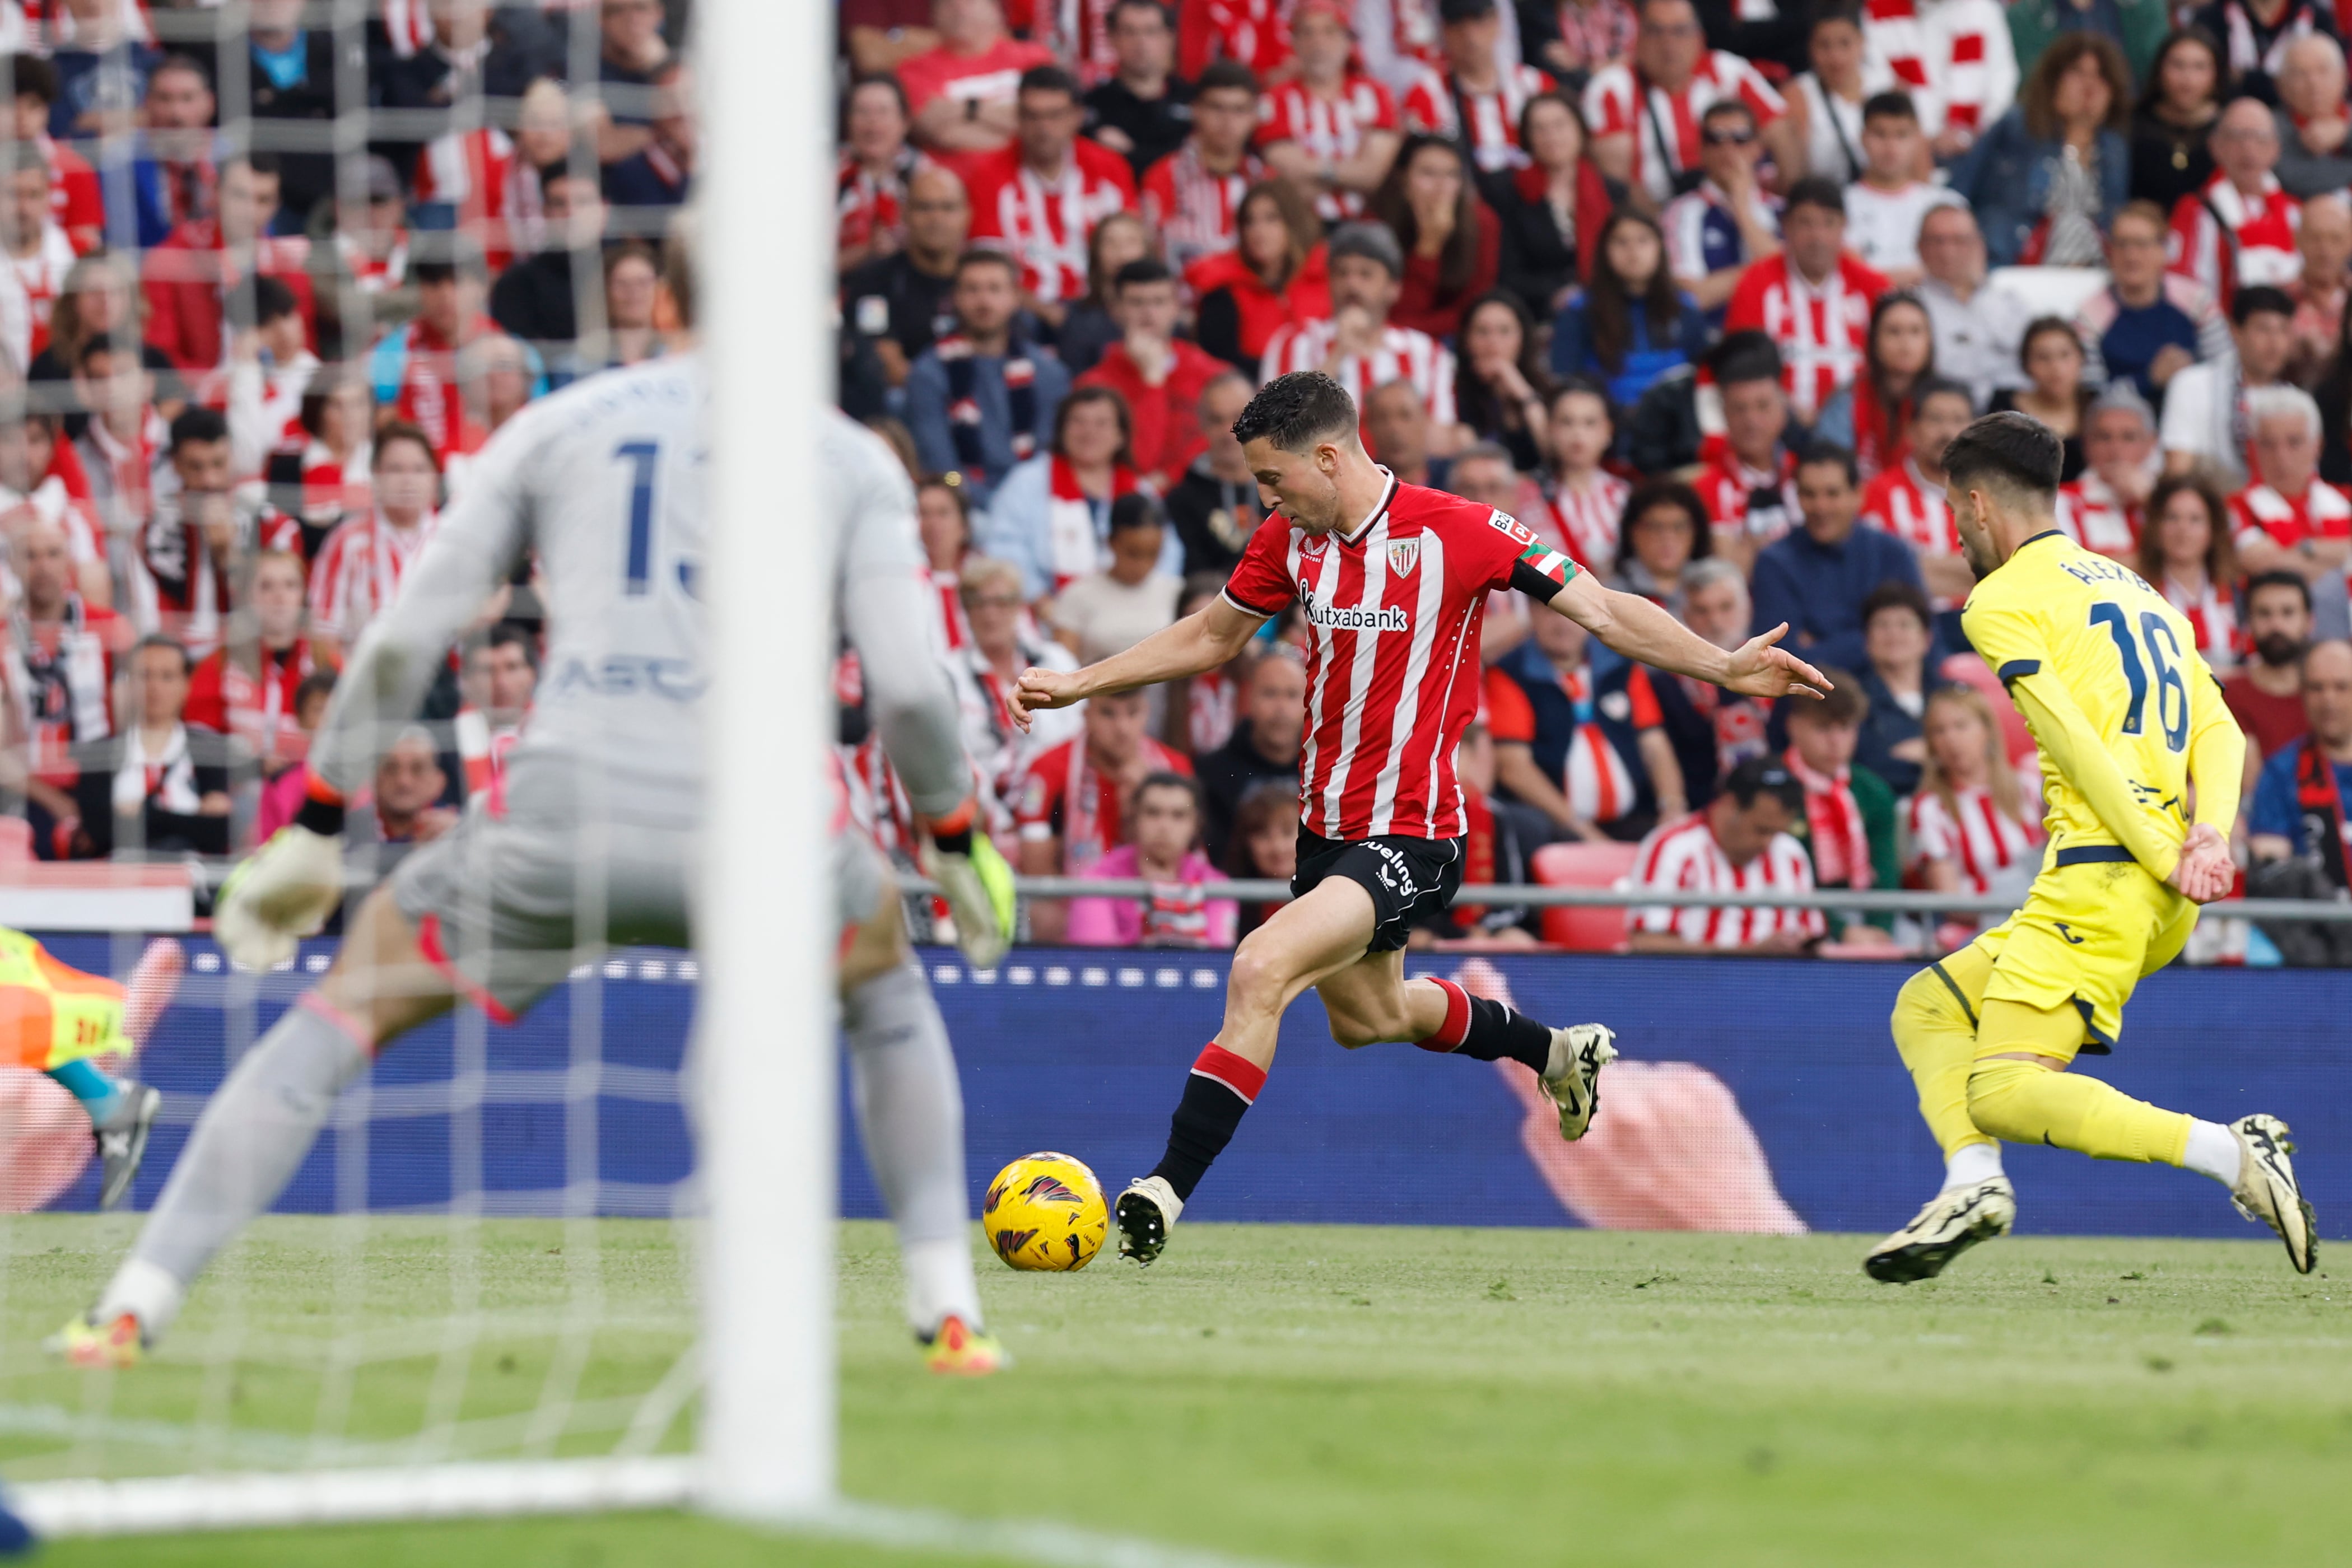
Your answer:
[311,360,971,828]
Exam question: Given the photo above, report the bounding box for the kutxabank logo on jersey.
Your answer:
[1297,582,1410,633]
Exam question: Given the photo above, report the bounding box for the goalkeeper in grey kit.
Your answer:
[52,236,1018,1375]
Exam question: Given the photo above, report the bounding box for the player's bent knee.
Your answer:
[1963,1058,2047,1144]
[1225,932,1292,1014]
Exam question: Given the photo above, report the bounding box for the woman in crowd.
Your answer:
[1907,684,2043,924]
[916,474,974,651]
[1549,209,1708,408]
[1609,477,1713,619]
[1991,318,2094,480]
[1814,292,1937,483]
[2129,28,2225,215]
[1189,180,1330,372]
[1454,291,1554,473]
[1056,211,1154,377]
[1955,32,2132,267]
[274,368,375,547]
[1531,377,1626,572]
[32,253,181,441]
[1786,6,1874,187]
[1491,91,1612,319]
[1853,581,1936,797]
[1369,134,1499,340]
[947,555,1082,823]
[1067,772,1237,949]
[981,386,1157,603]
[1222,779,1300,942]
[2136,474,2241,669]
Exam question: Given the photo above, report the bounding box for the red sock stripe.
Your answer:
[1417,977,1472,1052]
[1191,1044,1268,1104]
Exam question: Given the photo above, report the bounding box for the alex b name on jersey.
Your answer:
[2057,553,2157,593]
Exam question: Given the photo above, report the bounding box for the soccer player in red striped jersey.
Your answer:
[1009,371,1829,1263]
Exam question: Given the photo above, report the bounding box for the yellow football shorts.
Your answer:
[1953,850,2197,1061]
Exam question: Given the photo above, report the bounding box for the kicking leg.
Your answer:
[837,881,998,1373]
[61,888,456,1362]
[41,938,187,1211]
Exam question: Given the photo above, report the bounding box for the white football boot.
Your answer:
[1864,1177,2016,1283]
[2228,1114,2317,1274]
[1115,1175,1183,1266]
[1540,1024,1617,1141]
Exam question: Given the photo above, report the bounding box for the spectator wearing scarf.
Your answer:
[981,384,1181,601]
[1777,671,1901,939]
[906,251,1070,510]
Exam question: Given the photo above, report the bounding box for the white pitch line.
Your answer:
[791,1499,1306,1568]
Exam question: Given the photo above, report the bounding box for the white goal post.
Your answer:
[12,0,832,1538]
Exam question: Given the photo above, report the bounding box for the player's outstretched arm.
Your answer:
[1544,573,1831,700]
[1009,596,1264,730]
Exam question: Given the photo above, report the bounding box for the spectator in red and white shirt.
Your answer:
[1076,259,1225,489]
[7,56,102,255]
[217,276,319,484]
[2170,99,2304,312]
[454,622,536,801]
[2055,382,2159,561]
[948,554,1083,822]
[138,406,301,660]
[1908,684,2041,926]
[1142,60,1265,276]
[141,154,316,377]
[3,519,127,802]
[262,366,372,539]
[322,157,411,306]
[0,415,107,609]
[1859,375,1976,609]
[1399,0,1555,174]
[183,546,315,780]
[1723,177,1888,426]
[917,474,977,651]
[1176,0,1293,81]
[1692,342,1800,564]
[415,77,569,276]
[1014,686,1194,938]
[0,147,78,363]
[837,75,926,275]
[1626,755,1823,953]
[444,332,542,502]
[1254,0,1405,222]
[900,0,1058,178]
[966,64,1139,324]
[1527,378,1626,572]
[1862,0,2018,161]
[307,423,441,668]
[1584,0,1790,211]
[1260,221,1460,436]
[2233,382,2352,583]
[2143,473,2246,670]
[369,255,500,468]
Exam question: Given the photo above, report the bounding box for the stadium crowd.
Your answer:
[0,0,2339,963]
[836,0,2352,959]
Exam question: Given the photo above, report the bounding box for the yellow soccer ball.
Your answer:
[982,1151,1109,1271]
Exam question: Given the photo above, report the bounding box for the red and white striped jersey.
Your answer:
[1256,73,1400,221]
[416,127,541,273]
[2054,470,2144,557]
[1862,0,2016,142]
[1399,60,1555,172]
[7,220,75,360]
[1141,142,1265,274]
[1627,810,1823,947]
[1722,253,1886,423]
[306,508,440,642]
[1033,0,1121,84]
[1861,458,1959,602]
[1219,472,1559,841]
[1906,784,2039,897]
[2168,174,2302,311]
[836,144,926,262]
[966,140,1139,305]
[2228,477,2352,554]
[2157,571,2242,670]
[1259,316,1458,429]
[1582,53,1785,208]
[1177,0,1293,78]
[1530,470,1628,572]
[928,566,971,653]
[1693,449,1797,545]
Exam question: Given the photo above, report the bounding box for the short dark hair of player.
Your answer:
[169,405,229,452]
[1018,64,1083,103]
[133,633,192,675]
[2244,568,2315,615]
[1797,442,1859,488]
[1785,176,1846,220]
[1911,375,1976,417]
[1196,59,1258,96]
[1113,257,1174,294]
[1786,665,1867,727]
[1721,755,1807,818]
[9,55,57,106]
[1708,329,1782,389]
[1860,578,1934,636]
[1861,90,1917,126]
[1109,491,1164,534]
[1941,412,2063,506]
[1232,371,1359,454]
[1613,477,1715,576]
[2233,284,2295,326]
[374,420,444,475]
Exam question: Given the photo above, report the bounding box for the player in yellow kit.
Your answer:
[1866,413,2316,1283]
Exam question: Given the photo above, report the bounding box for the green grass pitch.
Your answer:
[2,1216,2347,1567]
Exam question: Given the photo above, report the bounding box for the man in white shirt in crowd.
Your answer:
[2162,284,2297,489]
[1840,91,1958,286]
[1913,203,2032,409]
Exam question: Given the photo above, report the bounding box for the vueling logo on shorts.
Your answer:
[1300,590,1409,633]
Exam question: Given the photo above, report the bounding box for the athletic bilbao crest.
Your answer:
[1386,538,1420,576]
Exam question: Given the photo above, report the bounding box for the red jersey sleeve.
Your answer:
[1013,744,1072,839]
[1445,498,1583,599]
[1483,665,1537,743]
[1624,664,1662,729]
[1722,265,1768,334]
[1222,517,1298,618]
[184,651,230,733]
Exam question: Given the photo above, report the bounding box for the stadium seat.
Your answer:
[1530,841,1642,953]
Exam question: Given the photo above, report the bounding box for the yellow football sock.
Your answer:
[1965,1000,2192,1166]
[1890,963,1996,1158]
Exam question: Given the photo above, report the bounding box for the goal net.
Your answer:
[0,0,830,1536]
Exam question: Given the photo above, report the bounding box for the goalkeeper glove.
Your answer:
[215,824,347,972]
[921,818,1017,971]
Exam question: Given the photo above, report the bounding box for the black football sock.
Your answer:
[1147,1046,1265,1203]
[1416,976,1552,1072]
